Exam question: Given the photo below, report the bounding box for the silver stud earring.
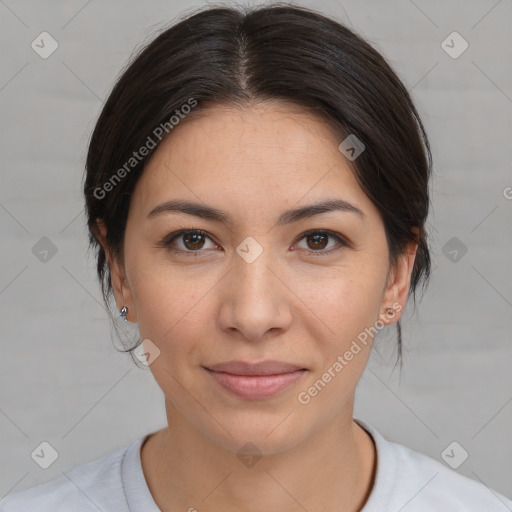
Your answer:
[385,307,394,316]
[119,306,128,321]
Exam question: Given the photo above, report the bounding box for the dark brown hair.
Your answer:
[83,3,432,367]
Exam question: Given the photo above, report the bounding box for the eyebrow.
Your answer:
[147,198,365,225]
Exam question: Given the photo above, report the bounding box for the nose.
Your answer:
[217,246,293,343]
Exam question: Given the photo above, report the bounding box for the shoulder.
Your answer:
[356,419,512,511]
[391,441,512,510]
[0,442,131,511]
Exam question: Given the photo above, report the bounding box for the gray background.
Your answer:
[1,0,511,503]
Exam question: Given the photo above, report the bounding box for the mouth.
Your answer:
[203,360,308,400]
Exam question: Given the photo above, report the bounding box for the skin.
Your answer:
[96,101,418,512]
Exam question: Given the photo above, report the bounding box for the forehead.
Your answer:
[130,102,373,223]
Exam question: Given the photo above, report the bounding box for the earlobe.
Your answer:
[380,237,419,325]
[94,219,137,322]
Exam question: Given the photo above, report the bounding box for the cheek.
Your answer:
[292,262,385,351]
[127,252,217,357]
[292,268,385,415]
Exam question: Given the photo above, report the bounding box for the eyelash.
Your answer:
[158,228,349,258]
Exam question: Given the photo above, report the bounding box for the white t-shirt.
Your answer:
[1,418,510,511]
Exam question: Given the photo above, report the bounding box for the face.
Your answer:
[100,102,416,454]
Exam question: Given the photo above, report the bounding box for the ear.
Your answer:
[94,219,137,323]
[379,227,419,325]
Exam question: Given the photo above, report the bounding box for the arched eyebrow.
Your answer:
[147,198,365,225]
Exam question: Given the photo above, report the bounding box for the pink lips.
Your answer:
[204,360,307,400]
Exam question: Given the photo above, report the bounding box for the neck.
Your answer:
[141,405,376,512]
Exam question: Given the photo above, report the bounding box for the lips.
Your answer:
[204,360,307,400]
[206,360,306,376]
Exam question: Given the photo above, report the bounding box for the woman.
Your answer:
[2,4,510,511]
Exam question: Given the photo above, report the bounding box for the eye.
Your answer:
[293,230,348,256]
[160,229,218,256]
[158,228,348,257]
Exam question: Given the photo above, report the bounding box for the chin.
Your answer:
[199,406,310,456]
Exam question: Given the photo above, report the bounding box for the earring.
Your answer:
[385,307,394,316]
[119,306,128,321]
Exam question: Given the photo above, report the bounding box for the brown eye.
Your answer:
[182,231,207,250]
[294,230,347,255]
[160,228,348,258]
[306,233,329,250]
[162,229,217,255]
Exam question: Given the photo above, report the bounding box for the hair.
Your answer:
[83,2,432,369]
